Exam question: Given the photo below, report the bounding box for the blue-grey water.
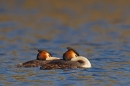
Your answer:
[0,0,130,86]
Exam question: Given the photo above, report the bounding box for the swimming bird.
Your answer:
[40,47,91,70]
[16,50,60,67]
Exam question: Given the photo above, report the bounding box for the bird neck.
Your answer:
[71,56,91,68]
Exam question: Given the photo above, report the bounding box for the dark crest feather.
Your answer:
[37,50,52,56]
[66,47,79,56]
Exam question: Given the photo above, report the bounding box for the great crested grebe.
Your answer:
[40,47,91,70]
[16,50,60,67]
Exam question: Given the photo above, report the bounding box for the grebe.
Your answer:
[16,50,60,67]
[40,47,91,70]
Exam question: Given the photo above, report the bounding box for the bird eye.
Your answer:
[75,54,77,57]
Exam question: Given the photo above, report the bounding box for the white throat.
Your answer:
[71,56,91,68]
[46,57,60,60]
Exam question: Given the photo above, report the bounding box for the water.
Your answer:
[0,0,130,86]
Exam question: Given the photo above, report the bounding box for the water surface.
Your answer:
[0,0,130,86]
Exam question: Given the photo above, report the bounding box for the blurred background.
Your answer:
[0,0,130,86]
